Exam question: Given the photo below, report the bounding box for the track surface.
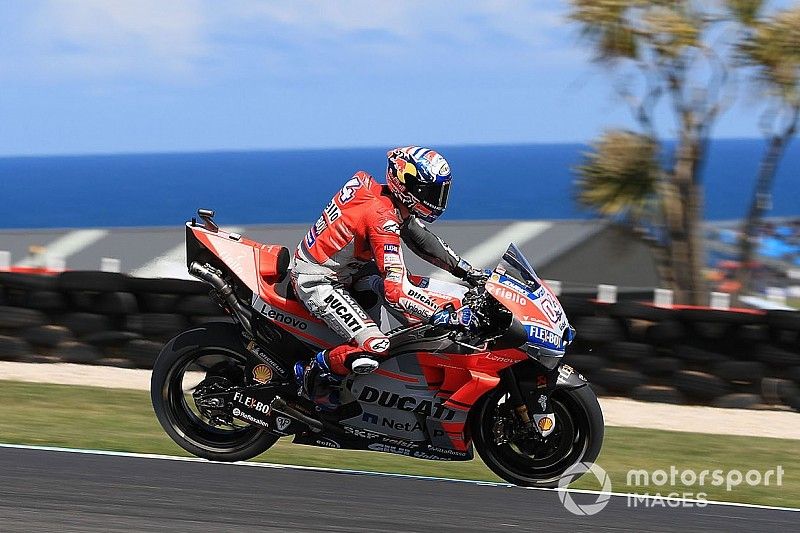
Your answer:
[0,447,795,532]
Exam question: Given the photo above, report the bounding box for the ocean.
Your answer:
[0,139,797,229]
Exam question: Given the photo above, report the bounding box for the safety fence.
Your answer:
[0,270,799,411]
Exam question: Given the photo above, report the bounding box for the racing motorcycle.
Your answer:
[151,209,604,487]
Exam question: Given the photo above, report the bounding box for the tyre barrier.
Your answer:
[1,271,800,411]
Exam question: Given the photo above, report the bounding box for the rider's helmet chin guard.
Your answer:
[386,146,452,223]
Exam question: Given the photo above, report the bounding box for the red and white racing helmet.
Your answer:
[386,146,452,223]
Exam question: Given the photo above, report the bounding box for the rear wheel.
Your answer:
[471,385,604,487]
[151,326,279,462]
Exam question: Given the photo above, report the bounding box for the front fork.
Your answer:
[499,363,558,437]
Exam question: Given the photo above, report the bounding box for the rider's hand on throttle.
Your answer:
[464,268,490,288]
[430,304,479,331]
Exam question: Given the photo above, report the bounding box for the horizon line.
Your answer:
[0,136,785,160]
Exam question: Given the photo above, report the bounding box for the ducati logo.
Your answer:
[357,386,457,420]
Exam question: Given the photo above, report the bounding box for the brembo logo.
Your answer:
[266,309,308,330]
[358,386,457,420]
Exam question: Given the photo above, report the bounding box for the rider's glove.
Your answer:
[430,304,479,331]
[465,268,490,288]
[454,259,490,287]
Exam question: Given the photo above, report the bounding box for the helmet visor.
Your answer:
[416,181,450,214]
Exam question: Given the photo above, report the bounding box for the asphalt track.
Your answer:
[0,446,796,532]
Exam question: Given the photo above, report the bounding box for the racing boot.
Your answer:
[294,351,343,411]
[348,355,379,374]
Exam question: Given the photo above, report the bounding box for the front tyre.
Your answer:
[151,324,279,462]
[471,385,604,487]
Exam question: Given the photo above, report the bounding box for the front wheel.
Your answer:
[151,324,279,462]
[471,385,604,487]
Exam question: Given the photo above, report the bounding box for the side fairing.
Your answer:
[344,353,469,449]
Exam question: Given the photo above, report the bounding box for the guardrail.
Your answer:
[0,270,798,411]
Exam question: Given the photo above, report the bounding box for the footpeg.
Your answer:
[270,397,323,433]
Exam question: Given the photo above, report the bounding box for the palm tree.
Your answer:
[735,5,800,297]
[569,1,736,303]
[575,129,674,285]
[576,129,659,222]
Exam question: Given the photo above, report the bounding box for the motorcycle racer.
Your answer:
[292,146,485,406]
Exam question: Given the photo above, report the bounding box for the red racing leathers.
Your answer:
[291,171,470,375]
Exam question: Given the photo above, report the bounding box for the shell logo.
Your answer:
[538,416,553,432]
[252,364,273,384]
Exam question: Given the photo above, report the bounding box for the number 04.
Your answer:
[339,177,362,203]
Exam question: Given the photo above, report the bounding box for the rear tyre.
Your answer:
[151,326,278,462]
[471,385,604,487]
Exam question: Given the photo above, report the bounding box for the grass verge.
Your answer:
[1,380,797,508]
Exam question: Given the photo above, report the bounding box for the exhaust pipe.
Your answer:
[189,261,253,335]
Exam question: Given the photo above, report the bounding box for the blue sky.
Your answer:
[0,1,790,156]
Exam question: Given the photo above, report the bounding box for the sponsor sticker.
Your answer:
[384,253,401,265]
[366,337,390,353]
[381,220,401,234]
[252,364,273,384]
[386,266,403,282]
[538,394,548,411]
[232,407,269,428]
[526,324,564,350]
[233,391,270,415]
[407,288,436,309]
[275,416,291,432]
[343,425,381,439]
[485,353,519,364]
[458,307,472,326]
[534,413,555,437]
[323,200,341,223]
[304,227,317,248]
[384,244,399,253]
[557,364,574,384]
[357,386,456,420]
[322,293,364,333]
[487,282,529,307]
[265,308,309,330]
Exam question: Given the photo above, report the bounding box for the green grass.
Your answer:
[2,380,798,508]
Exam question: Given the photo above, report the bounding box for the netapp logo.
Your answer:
[265,309,308,330]
[357,386,456,420]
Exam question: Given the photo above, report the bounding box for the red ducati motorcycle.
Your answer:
[151,209,604,486]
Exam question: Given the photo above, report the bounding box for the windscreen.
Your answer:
[500,243,541,288]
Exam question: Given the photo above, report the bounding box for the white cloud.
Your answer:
[4,0,578,83]
[230,0,568,45]
[30,0,208,78]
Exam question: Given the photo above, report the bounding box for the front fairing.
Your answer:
[485,244,572,354]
